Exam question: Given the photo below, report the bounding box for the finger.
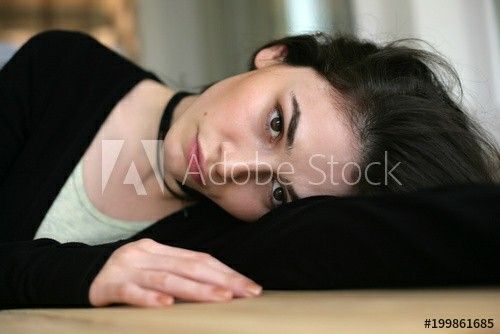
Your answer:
[136,239,234,271]
[110,283,174,307]
[135,269,233,302]
[136,239,253,280]
[136,253,261,297]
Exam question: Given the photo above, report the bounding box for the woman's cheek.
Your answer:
[216,185,265,221]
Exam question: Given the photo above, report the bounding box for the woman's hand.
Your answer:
[89,238,262,307]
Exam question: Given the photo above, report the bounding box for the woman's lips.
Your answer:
[186,130,206,186]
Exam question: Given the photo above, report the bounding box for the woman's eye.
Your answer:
[271,178,285,208]
[268,107,283,139]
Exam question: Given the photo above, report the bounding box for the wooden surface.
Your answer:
[1,289,499,334]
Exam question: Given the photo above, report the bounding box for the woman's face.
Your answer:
[164,46,359,221]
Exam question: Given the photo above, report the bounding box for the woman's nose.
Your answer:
[211,142,273,183]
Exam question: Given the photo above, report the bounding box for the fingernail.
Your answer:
[213,287,232,299]
[158,295,174,305]
[245,283,262,296]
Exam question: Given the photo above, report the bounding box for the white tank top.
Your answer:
[34,157,156,245]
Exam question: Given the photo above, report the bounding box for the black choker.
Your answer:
[157,91,194,144]
[156,91,203,201]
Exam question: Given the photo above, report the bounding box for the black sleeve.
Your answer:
[138,184,500,290]
[221,184,500,289]
[0,30,131,308]
[1,187,498,308]
[0,239,127,308]
[0,30,92,185]
[0,31,35,183]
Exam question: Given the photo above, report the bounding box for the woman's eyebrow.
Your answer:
[282,91,301,202]
[286,91,301,152]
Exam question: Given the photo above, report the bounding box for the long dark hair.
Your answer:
[246,32,499,195]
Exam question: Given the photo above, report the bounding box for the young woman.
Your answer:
[0,30,498,308]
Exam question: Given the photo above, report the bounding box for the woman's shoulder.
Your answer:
[2,30,96,81]
[18,30,100,58]
[20,29,155,80]
[24,29,94,44]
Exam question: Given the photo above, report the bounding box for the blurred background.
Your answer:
[0,0,499,142]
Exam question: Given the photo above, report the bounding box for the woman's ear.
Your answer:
[253,44,288,69]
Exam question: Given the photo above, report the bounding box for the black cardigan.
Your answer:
[1,30,499,308]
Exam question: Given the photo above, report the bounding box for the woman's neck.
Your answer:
[170,94,198,126]
[135,80,198,141]
[137,81,200,202]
